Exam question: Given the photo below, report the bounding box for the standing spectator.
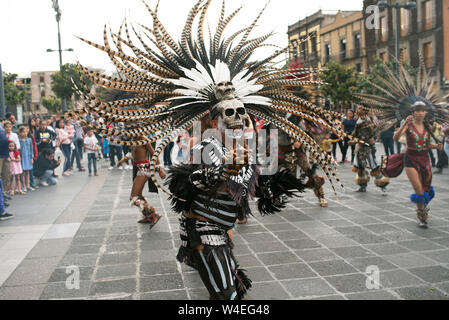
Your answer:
[19,126,34,192]
[70,114,86,171]
[0,126,12,203]
[28,118,38,134]
[380,124,396,157]
[0,178,13,220]
[164,141,174,167]
[34,117,41,129]
[27,121,39,189]
[55,119,73,176]
[108,136,123,170]
[4,121,20,150]
[102,136,110,159]
[84,129,99,176]
[341,109,357,164]
[434,122,448,174]
[9,141,23,195]
[35,120,55,152]
[443,124,449,159]
[33,149,61,186]
[5,113,18,132]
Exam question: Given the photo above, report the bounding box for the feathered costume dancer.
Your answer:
[74,0,360,299]
[358,59,448,228]
[350,106,390,193]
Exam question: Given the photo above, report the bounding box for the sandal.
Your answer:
[319,198,328,208]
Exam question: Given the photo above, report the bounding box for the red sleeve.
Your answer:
[31,135,38,160]
[14,150,20,158]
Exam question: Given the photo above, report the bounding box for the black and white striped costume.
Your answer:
[166,136,306,300]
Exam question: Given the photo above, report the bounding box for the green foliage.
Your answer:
[356,59,417,97]
[319,61,358,107]
[50,63,93,106]
[3,72,29,106]
[41,97,62,114]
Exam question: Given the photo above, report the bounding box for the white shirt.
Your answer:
[7,132,20,150]
[84,136,98,154]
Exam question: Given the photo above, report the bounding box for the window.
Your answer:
[39,76,44,83]
[324,43,331,63]
[399,8,409,37]
[422,0,432,30]
[340,39,347,60]
[353,34,361,57]
[356,63,362,72]
[380,16,388,42]
[423,42,433,68]
[41,90,46,98]
[310,35,317,55]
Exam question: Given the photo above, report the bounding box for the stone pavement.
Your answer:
[1,147,449,300]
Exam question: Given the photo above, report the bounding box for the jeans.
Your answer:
[37,170,57,185]
[381,137,395,157]
[109,145,123,167]
[88,153,97,174]
[61,144,72,172]
[342,138,355,163]
[0,179,5,213]
[70,138,83,169]
[164,142,174,166]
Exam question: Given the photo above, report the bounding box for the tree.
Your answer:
[319,61,358,111]
[50,63,93,109]
[3,72,29,106]
[41,97,62,114]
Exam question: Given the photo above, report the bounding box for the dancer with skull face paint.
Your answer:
[75,0,355,299]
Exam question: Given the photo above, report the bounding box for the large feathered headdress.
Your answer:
[74,0,360,196]
[357,56,449,124]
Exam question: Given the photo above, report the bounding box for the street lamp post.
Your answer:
[48,0,73,113]
[377,1,417,75]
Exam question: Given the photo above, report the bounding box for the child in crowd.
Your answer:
[322,132,340,158]
[84,129,99,176]
[9,140,23,195]
[19,126,34,192]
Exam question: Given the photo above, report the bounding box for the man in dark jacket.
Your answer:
[33,149,61,186]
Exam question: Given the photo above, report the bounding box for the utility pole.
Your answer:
[48,0,73,113]
[0,63,5,119]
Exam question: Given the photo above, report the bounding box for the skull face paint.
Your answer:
[215,99,247,139]
[214,81,236,101]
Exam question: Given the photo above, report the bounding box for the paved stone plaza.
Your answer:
[1,151,449,300]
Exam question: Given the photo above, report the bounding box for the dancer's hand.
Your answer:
[159,168,167,179]
[405,115,414,124]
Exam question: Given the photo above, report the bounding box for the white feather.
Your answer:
[240,95,271,106]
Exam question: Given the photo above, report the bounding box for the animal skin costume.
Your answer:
[352,115,390,193]
[74,0,359,299]
[276,116,327,207]
[358,59,449,227]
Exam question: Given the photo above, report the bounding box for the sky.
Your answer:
[0,0,363,77]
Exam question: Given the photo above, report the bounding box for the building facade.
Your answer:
[320,11,368,72]
[364,0,448,96]
[287,10,337,69]
[30,71,56,115]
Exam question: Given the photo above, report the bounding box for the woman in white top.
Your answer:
[3,121,20,150]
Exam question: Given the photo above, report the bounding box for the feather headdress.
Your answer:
[357,56,449,125]
[74,0,361,196]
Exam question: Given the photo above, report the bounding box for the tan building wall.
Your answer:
[320,11,367,72]
[30,71,57,114]
[443,0,449,85]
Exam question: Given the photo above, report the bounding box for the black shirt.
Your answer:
[35,129,55,152]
